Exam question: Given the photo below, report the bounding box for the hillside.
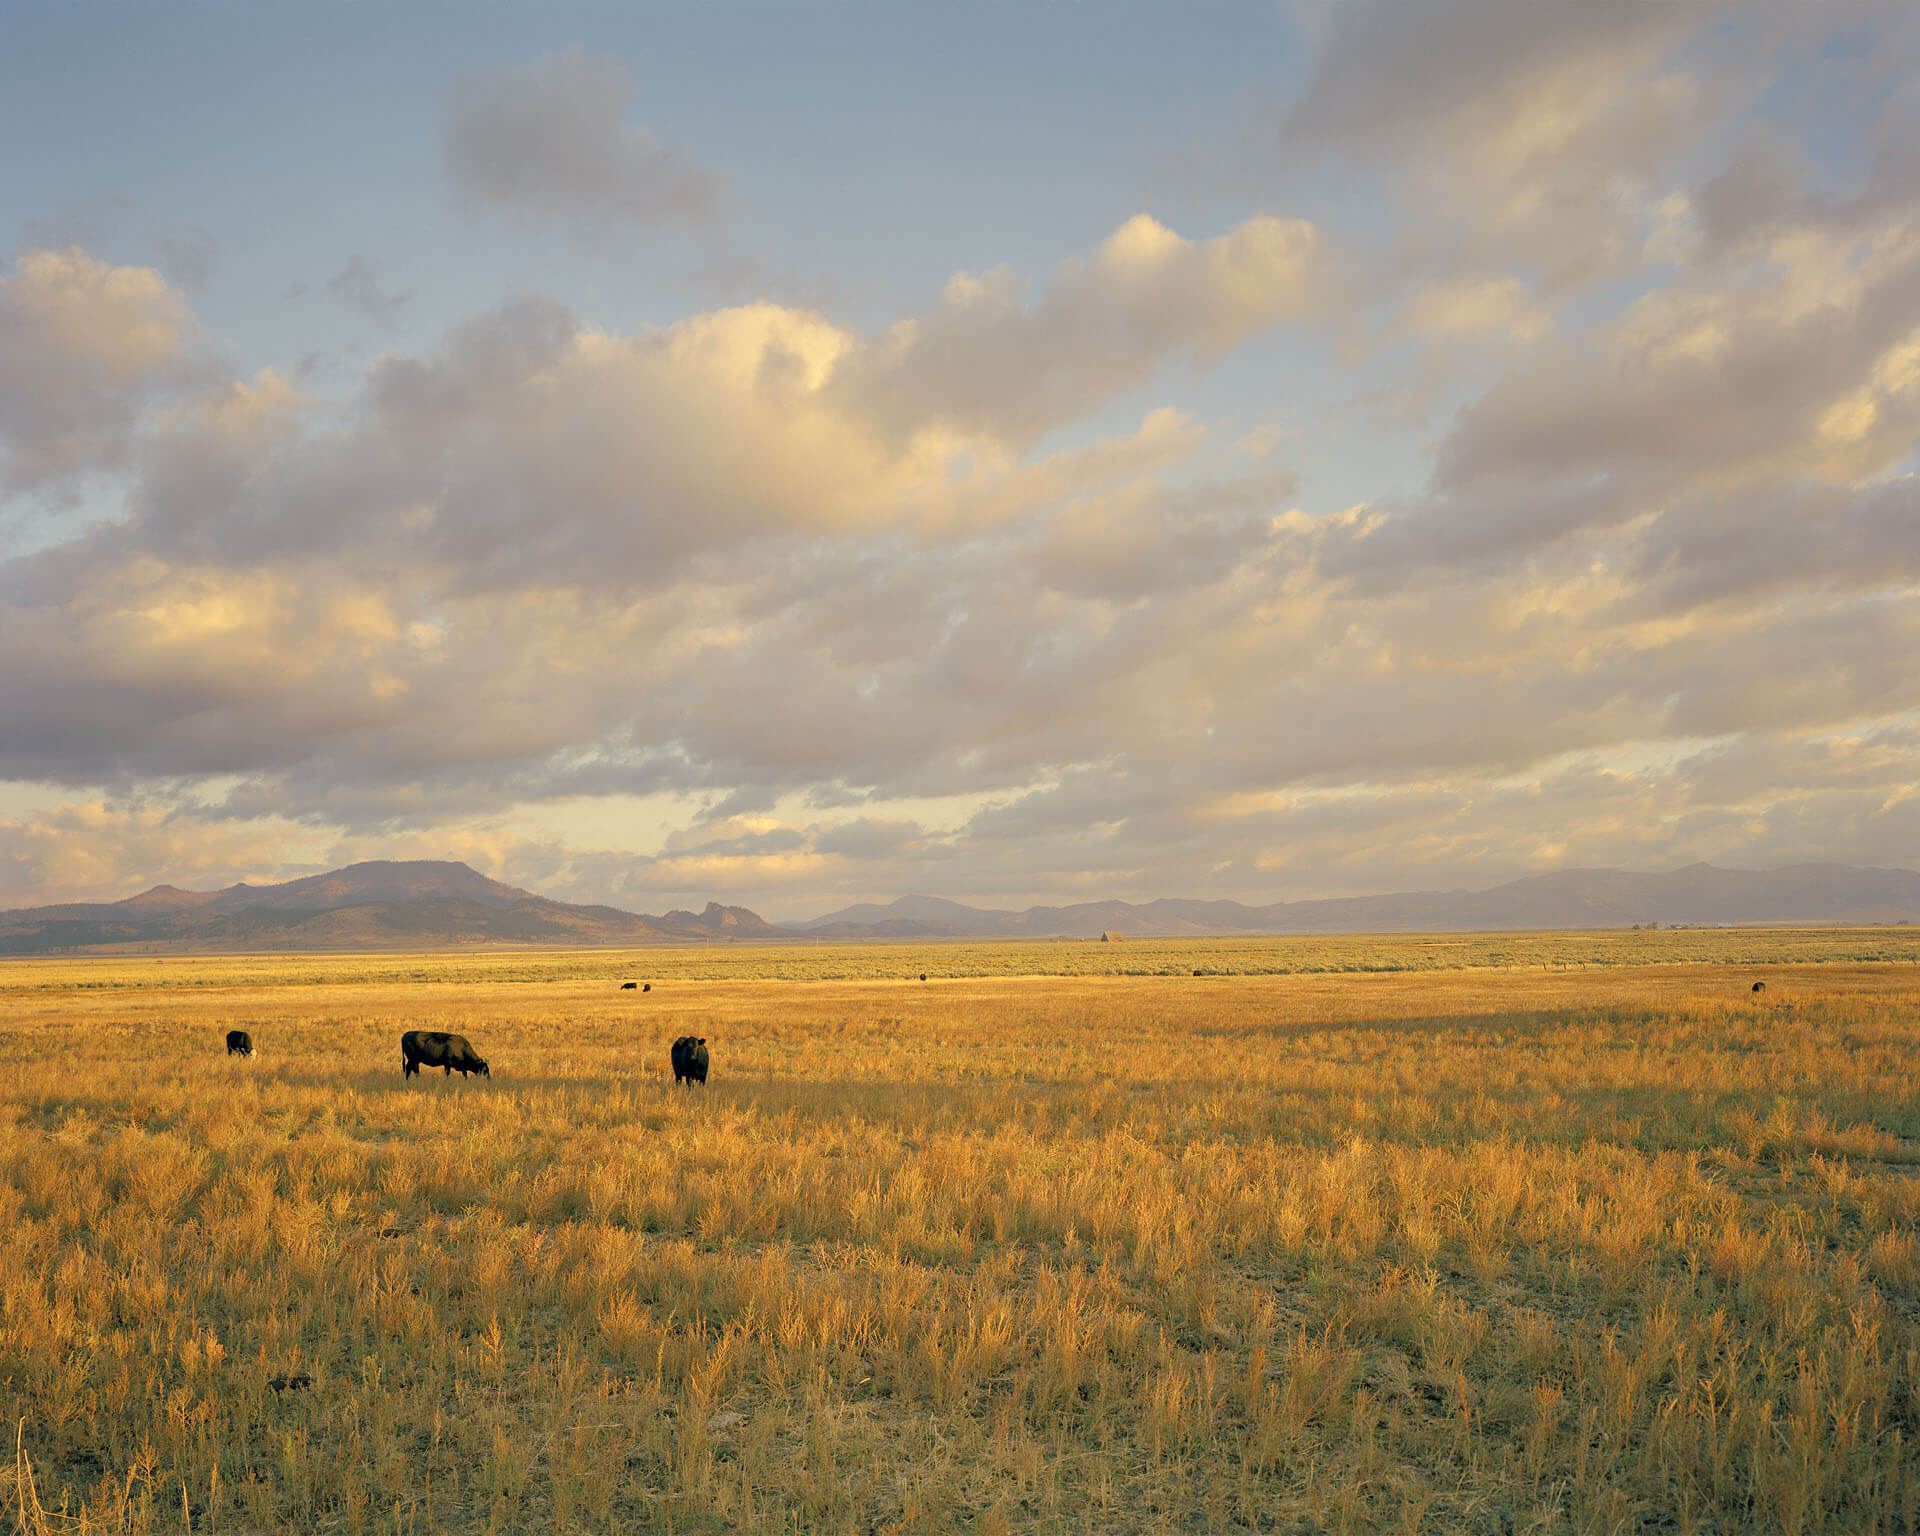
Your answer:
[790,862,1920,938]
[6,859,1920,955]
[0,861,782,955]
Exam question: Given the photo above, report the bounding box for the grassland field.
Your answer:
[3,930,1919,1534]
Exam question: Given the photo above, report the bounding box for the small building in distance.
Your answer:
[1100,931,1125,942]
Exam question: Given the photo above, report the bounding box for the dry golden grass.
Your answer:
[3,934,1918,1533]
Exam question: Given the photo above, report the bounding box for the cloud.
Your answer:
[1438,227,1920,495]
[87,211,1320,597]
[1283,0,1733,289]
[445,47,723,239]
[1323,203,1920,582]
[842,214,1326,447]
[9,3,1920,912]
[1402,276,1549,341]
[1287,0,1710,162]
[156,228,216,294]
[325,256,413,326]
[0,797,320,907]
[1626,476,1920,615]
[811,816,934,862]
[0,247,198,491]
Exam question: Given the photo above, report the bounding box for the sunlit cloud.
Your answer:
[4,5,1920,912]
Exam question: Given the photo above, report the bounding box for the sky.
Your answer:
[3,0,1920,920]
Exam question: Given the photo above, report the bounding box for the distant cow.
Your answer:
[644,983,651,992]
[920,973,927,982]
[621,981,638,990]
[1752,981,1767,992]
[671,1036,709,1085]
[226,1029,253,1057]
[401,1030,489,1080]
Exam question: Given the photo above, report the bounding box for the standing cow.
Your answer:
[671,1036,709,1085]
[401,1030,490,1079]
[621,981,637,990]
[226,1029,253,1057]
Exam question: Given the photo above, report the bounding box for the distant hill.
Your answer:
[790,863,1920,938]
[0,860,784,955]
[6,858,1918,956]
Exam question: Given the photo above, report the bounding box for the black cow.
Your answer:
[401,1030,490,1080]
[671,1036,709,1085]
[1752,981,1767,992]
[920,973,927,982]
[621,981,638,990]
[643,983,651,992]
[226,1029,253,1057]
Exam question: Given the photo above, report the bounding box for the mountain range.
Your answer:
[2,859,1917,955]
[789,863,1920,937]
[0,860,783,955]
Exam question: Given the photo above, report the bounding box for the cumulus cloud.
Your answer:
[842,215,1327,445]
[0,212,1337,808]
[83,211,1322,595]
[8,3,1920,911]
[445,47,723,239]
[1284,0,1731,289]
[1323,202,1920,582]
[0,247,197,491]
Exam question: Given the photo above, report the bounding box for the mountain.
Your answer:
[792,894,1018,938]
[0,861,785,955]
[785,863,1920,938]
[207,859,536,912]
[6,858,1917,956]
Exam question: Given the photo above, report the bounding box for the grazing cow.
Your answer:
[226,1029,253,1057]
[1752,981,1767,992]
[400,1030,489,1080]
[643,983,651,992]
[621,981,638,990]
[671,1036,709,1085]
[920,973,927,982]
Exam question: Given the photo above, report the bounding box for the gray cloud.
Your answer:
[1282,0,1736,291]
[156,227,216,294]
[1287,0,1708,161]
[9,4,1920,910]
[1626,476,1920,615]
[325,255,413,326]
[445,47,723,238]
[811,817,934,862]
[1320,169,1920,585]
[0,246,200,494]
